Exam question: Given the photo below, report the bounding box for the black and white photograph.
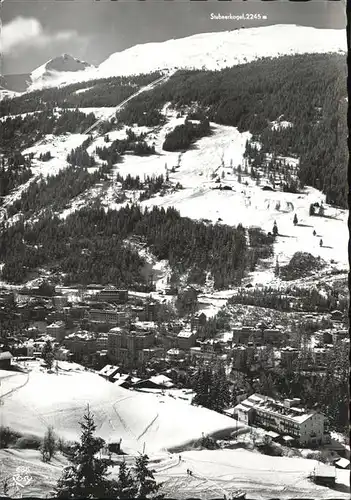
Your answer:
[0,0,349,498]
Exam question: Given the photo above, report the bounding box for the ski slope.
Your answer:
[0,366,246,454]
[3,107,347,288]
[157,449,350,500]
[91,113,348,285]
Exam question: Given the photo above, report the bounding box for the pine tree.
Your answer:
[133,453,163,499]
[41,426,57,462]
[293,214,298,226]
[42,340,54,369]
[55,406,113,498]
[272,221,278,237]
[116,459,137,499]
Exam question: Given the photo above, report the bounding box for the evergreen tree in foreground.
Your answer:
[55,407,164,499]
[133,453,163,499]
[55,406,112,498]
[116,459,137,499]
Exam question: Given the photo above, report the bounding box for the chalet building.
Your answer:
[312,346,333,367]
[166,348,185,361]
[138,347,164,365]
[112,373,140,388]
[232,326,261,345]
[234,394,327,446]
[0,351,12,369]
[280,346,300,369]
[232,344,255,370]
[52,295,68,310]
[25,327,40,339]
[189,347,215,363]
[130,306,145,321]
[312,463,336,486]
[55,347,71,361]
[46,321,66,342]
[30,305,49,321]
[177,329,196,350]
[63,332,106,361]
[98,364,122,381]
[191,312,207,332]
[134,374,174,390]
[89,309,127,326]
[262,328,282,345]
[144,301,157,322]
[161,335,178,351]
[0,290,15,306]
[330,310,343,322]
[97,286,128,305]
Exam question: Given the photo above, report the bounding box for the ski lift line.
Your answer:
[32,71,173,149]
[82,71,174,136]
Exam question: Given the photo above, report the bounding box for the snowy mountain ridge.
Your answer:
[27,24,346,91]
[30,53,94,86]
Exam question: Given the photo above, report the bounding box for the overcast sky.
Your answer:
[1,0,346,75]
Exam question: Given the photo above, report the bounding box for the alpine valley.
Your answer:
[0,24,349,500]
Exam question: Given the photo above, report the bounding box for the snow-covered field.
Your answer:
[0,447,349,500]
[0,365,246,455]
[156,449,350,500]
[23,133,89,178]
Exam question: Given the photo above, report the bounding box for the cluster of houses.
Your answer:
[1,283,348,375]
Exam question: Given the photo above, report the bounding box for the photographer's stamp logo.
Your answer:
[1,465,33,498]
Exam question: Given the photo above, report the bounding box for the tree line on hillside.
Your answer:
[162,118,211,152]
[243,140,300,194]
[0,159,33,199]
[0,72,162,117]
[114,173,180,201]
[0,110,97,153]
[7,163,112,219]
[96,128,156,159]
[229,282,346,314]
[0,204,271,289]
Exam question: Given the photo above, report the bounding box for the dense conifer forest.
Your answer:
[0,155,33,199]
[0,72,162,116]
[6,163,113,218]
[0,110,97,153]
[162,118,211,152]
[0,204,272,288]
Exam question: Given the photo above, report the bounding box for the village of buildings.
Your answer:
[0,279,349,469]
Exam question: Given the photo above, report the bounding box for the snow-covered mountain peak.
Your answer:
[27,24,346,92]
[30,53,94,86]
